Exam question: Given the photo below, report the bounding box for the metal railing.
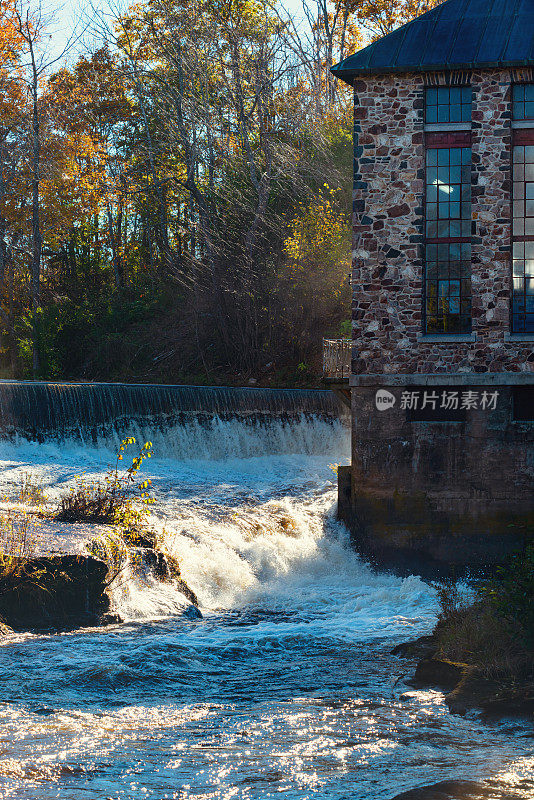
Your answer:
[323,339,352,379]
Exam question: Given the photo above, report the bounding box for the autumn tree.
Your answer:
[358,0,445,37]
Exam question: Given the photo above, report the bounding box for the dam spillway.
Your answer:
[0,381,346,456]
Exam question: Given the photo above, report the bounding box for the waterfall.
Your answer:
[0,381,345,446]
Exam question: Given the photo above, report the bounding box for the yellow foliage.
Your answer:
[284,189,350,303]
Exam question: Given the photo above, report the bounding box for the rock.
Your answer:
[133,547,200,607]
[392,635,437,660]
[133,547,170,580]
[406,652,534,719]
[408,658,469,692]
[157,551,200,606]
[389,779,496,799]
[183,604,202,619]
[175,577,199,607]
[0,555,111,631]
[100,613,123,626]
[447,673,534,718]
[124,529,157,549]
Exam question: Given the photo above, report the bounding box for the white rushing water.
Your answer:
[0,414,532,800]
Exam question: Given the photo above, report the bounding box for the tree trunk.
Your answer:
[30,49,41,377]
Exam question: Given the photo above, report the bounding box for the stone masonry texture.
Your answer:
[351,68,534,376]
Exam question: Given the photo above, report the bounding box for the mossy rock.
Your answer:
[0,555,111,631]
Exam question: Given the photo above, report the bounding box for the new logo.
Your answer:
[375,390,396,411]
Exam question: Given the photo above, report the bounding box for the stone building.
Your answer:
[331,0,534,576]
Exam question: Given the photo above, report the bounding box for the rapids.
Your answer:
[0,412,532,799]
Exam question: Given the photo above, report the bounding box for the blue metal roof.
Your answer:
[332,0,534,84]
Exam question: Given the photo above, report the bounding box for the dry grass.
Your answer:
[55,439,154,525]
[0,510,39,560]
[435,602,532,681]
[16,473,47,506]
[0,510,44,620]
[434,580,533,683]
[56,478,127,523]
[4,472,47,506]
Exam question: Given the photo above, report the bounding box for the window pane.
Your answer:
[427,184,437,202]
[512,143,534,332]
[426,86,471,125]
[425,146,472,333]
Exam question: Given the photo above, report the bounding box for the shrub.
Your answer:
[56,438,155,524]
[0,509,39,560]
[434,545,534,682]
[435,600,531,681]
[12,472,47,506]
[86,531,130,589]
[483,542,534,648]
[435,578,474,624]
[0,510,44,609]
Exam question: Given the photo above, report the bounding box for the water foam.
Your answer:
[0,412,435,637]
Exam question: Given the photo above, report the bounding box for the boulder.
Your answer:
[0,554,113,631]
[408,658,469,692]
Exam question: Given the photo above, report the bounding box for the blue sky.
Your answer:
[50,0,308,65]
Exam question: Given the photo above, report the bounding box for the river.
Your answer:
[0,413,532,799]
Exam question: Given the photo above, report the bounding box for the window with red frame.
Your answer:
[425,140,472,334]
[512,88,534,334]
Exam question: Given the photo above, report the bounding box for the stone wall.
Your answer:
[340,385,534,577]
[351,68,534,376]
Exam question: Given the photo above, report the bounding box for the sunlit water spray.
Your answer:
[0,412,532,799]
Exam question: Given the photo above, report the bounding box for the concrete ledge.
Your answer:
[417,333,477,343]
[504,333,534,342]
[425,123,472,132]
[350,372,534,387]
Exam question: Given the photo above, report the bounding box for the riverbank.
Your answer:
[394,627,534,719]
